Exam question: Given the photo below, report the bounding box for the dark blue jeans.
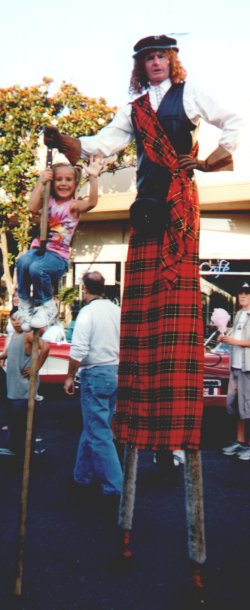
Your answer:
[74,366,123,495]
[16,249,68,305]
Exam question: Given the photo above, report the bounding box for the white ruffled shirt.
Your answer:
[79,78,241,158]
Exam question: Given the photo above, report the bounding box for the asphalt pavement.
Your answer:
[0,386,250,610]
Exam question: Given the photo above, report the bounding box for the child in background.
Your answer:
[0,307,49,456]
[17,155,103,330]
[219,283,250,460]
[5,291,20,345]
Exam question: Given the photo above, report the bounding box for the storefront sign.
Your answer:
[199,259,230,278]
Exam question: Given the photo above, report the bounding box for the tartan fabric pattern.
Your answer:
[132,93,200,287]
[114,93,204,451]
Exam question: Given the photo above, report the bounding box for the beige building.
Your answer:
[66,168,250,322]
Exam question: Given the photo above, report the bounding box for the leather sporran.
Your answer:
[130,196,169,238]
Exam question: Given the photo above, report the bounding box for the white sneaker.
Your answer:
[43,299,58,324]
[222,441,243,456]
[31,305,48,328]
[18,299,34,331]
[237,446,250,460]
[173,450,185,466]
[0,447,16,456]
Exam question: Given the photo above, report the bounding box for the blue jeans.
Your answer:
[74,365,123,495]
[16,249,68,305]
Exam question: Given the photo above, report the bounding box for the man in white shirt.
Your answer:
[64,271,122,497]
[219,283,250,460]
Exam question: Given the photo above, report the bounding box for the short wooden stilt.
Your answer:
[14,330,40,596]
[184,449,207,603]
[118,444,138,559]
[120,529,133,559]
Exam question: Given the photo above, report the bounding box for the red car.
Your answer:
[39,341,71,384]
[0,335,71,385]
[204,342,230,408]
[0,334,231,404]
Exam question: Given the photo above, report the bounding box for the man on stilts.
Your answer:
[44,34,241,603]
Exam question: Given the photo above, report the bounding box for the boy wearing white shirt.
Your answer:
[219,283,250,460]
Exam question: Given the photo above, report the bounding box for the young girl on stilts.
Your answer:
[17,156,103,330]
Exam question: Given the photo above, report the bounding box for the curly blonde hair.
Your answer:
[129,49,187,95]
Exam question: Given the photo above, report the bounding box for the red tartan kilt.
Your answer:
[114,229,204,451]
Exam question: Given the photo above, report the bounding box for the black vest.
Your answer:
[132,83,196,199]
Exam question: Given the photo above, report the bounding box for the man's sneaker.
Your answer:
[35,394,44,402]
[237,446,250,460]
[35,436,43,443]
[0,447,16,456]
[18,299,34,331]
[33,447,46,457]
[173,450,185,466]
[222,441,244,456]
[31,305,48,328]
[43,299,58,325]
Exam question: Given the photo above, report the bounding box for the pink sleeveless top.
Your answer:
[31,197,79,259]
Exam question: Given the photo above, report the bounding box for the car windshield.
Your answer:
[211,342,231,354]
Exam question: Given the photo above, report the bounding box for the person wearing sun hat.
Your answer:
[219,282,250,460]
[44,34,241,601]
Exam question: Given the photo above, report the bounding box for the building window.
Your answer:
[73,262,121,304]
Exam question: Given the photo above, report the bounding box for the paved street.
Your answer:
[0,386,250,610]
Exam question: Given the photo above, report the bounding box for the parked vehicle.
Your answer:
[0,335,70,385]
[39,341,71,384]
[0,334,231,404]
[204,342,230,408]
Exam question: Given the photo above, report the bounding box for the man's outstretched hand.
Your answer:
[44,126,62,149]
[43,126,81,164]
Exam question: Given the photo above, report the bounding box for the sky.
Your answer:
[1,0,250,181]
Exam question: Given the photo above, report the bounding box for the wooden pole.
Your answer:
[118,444,138,559]
[40,146,53,250]
[14,330,40,596]
[14,142,53,596]
[184,449,207,602]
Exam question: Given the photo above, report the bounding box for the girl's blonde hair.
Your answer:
[129,49,187,95]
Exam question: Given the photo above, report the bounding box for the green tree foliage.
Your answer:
[0,79,136,298]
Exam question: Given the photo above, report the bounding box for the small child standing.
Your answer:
[17,155,103,330]
[0,307,49,456]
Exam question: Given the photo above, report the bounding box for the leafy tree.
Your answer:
[0,80,136,302]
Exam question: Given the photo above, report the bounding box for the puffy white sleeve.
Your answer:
[79,104,134,159]
[183,80,242,154]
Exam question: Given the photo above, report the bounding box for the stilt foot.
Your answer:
[190,561,207,606]
[119,529,133,560]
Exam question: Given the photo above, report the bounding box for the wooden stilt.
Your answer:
[39,146,53,252]
[184,449,207,601]
[14,141,53,596]
[118,444,138,559]
[14,329,40,596]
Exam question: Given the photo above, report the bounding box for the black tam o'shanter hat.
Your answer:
[133,34,178,58]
